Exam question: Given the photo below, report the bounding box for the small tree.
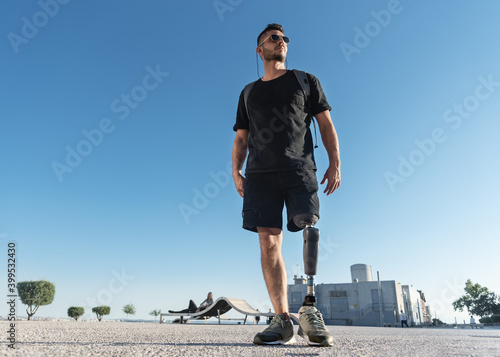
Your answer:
[452,279,500,318]
[92,306,111,322]
[150,309,161,322]
[17,280,55,320]
[123,304,136,320]
[432,318,444,326]
[481,314,500,324]
[67,307,84,321]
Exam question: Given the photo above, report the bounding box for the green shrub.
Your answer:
[92,306,111,321]
[490,314,500,323]
[67,306,84,321]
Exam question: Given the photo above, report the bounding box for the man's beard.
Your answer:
[262,46,286,62]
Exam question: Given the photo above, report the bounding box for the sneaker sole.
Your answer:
[253,336,296,345]
[298,328,333,347]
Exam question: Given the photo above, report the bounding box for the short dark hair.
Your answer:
[257,23,285,46]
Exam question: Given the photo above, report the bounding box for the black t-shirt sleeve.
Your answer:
[233,90,249,132]
[307,73,332,116]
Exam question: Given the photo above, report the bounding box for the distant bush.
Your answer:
[479,314,500,324]
[491,314,500,323]
[432,318,444,326]
[479,316,491,324]
[92,306,111,322]
[67,306,84,321]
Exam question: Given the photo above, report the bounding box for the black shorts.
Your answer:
[242,170,320,233]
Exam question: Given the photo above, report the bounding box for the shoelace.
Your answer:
[304,311,327,330]
[269,315,285,329]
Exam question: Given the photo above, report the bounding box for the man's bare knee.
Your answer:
[257,227,282,236]
[258,227,282,244]
[258,228,283,260]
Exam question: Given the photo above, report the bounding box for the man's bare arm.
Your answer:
[314,110,341,195]
[232,129,249,197]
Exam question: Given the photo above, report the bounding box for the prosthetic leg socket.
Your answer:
[303,226,319,276]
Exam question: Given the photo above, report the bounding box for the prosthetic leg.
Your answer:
[303,225,320,306]
[293,214,320,307]
[293,214,334,347]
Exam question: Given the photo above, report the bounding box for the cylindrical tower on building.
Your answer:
[350,264,373,282]
[293,275,307,285]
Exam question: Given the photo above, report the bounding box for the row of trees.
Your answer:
[18,280,161,321]
[67,306,111,321]
[68,305,162,321]
[18,279,500,323]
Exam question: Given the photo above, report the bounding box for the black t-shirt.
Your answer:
[233,70,331,174]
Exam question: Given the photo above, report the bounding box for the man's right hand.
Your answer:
[233,172,245,197]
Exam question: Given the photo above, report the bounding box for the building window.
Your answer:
[329,290,348,298]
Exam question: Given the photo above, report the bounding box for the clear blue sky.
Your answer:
[1,1,499,324]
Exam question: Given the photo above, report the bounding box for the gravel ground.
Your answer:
[1,321,499,356]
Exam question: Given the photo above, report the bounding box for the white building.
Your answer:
[288,264,431,326]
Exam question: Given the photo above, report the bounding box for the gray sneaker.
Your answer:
[253,314,295,345]
[298,306,333,347]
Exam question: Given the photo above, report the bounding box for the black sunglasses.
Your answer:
[259,34,290,47]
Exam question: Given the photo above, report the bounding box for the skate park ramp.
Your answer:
[160,297,274,324]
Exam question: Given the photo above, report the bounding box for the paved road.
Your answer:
[1,321,499,356]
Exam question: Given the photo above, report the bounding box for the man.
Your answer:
[267,308,272,325]
[232,24,341,346]
[400,310,409,328]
